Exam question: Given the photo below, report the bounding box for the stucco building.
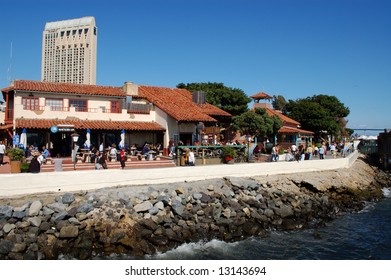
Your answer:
[0,80,230,156]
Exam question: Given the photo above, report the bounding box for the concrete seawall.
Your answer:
[0,151,360,198]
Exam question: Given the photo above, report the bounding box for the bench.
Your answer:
[44,157,54,164]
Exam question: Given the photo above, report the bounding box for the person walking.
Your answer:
[94,151,101,170]
[188,149,195,166]
[319,145,325,159]
[119,147,126,169]
[330,142,337,159]
[99,151,108,169]
[0,141,5,166]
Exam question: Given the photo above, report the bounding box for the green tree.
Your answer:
[272,95,287,113]
[285,94,350,138]
[231,108,282,139]
[177,82,251,116]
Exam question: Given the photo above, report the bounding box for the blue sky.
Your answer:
[1,0,390,133]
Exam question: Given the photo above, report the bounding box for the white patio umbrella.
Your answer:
[20,128,27,149]
[85,128,91,149]
[119,129,125,149]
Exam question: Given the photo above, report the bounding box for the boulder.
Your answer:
[28,201,42,217]
[134,201,153,213]
[275,204,294,218]
[27,217,42,227]
[3,223,16,234]
[47,202,66,213]
[62,193,75,205]
[59,226,79,238]
[0,240,14,255]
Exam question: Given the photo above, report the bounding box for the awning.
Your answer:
[278,126,314,135]
[0,124,13,130]
[14,118,166,131]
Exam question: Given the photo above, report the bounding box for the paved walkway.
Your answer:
[0,151,359,198]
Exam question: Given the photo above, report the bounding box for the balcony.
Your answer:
[15,103,153,122]
[127,103,152,114]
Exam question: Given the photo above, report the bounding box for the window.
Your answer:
[22,97,39,110]
[46,98,63,111]
[69,99,87,112]
[111,101,120,113]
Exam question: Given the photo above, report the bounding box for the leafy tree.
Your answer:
[231,108,282,139]
[285,94,350,138]
[272,95,287,113]
[177,82,251,116]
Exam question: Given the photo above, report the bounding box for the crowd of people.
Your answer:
[267,141,348,163]
[83,142,163,170]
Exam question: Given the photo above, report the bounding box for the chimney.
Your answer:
[192,91,206,105]
[123,81,139,96]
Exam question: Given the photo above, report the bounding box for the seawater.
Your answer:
[129,188,390,260]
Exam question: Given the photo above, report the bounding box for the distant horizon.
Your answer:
[1,0,390,130]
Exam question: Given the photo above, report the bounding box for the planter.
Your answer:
[10,160,21,173]
[224,156,233,163]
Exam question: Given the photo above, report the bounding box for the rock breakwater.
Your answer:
[0,156,389,260]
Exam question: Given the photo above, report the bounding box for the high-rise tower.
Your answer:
[41,16,97,85]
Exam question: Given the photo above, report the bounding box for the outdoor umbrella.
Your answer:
[119,129,125,149]
[20,128,27,149]
[85,128,91,149]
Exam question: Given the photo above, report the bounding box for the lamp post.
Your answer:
[245,135,251,162]
[71,131,79,170]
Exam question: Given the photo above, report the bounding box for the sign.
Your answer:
[57,124,75,132]
[58,127,75,132]
[50,126,59,133]
[13,134,20,146]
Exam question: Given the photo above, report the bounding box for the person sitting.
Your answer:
[142,143,150,160]
[109,144,117,161]
[42,146,50,158]
[253,145,260,157]
[37,152,45,165]
[29,154,41,173]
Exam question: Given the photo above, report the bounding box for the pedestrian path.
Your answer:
[0,151,359,198]
[0,156,175,174]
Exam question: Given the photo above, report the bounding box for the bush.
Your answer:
[221,146,237,160]
[6,147,25,161]
[20,162,30,172]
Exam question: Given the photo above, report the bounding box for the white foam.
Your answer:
[149,239,239,259]
[382,188,391,198]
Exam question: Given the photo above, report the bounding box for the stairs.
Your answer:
[40,157,176,172]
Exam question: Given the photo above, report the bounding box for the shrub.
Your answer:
[6,147,25,161]
[221,146,237,160]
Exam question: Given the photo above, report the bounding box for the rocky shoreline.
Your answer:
[0,156,390,260]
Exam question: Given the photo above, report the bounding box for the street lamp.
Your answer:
[71,132,80,170]
[245,135,251,162]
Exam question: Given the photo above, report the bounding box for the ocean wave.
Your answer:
[382,188,391,198]
[147,239,241,260]
[358,201,376,213]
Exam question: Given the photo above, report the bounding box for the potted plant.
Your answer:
[20,162,30,173]
[221,146,237,163]
[6,147,25,173]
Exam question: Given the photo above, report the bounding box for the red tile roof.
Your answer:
[278,126,314,135]
[3,80,126,97]
[265,107,300,126]
[137,86,231,122]
[15,118,165,131]
[251,92,273,100]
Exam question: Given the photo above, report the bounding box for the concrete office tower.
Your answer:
[41,16,97,85]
